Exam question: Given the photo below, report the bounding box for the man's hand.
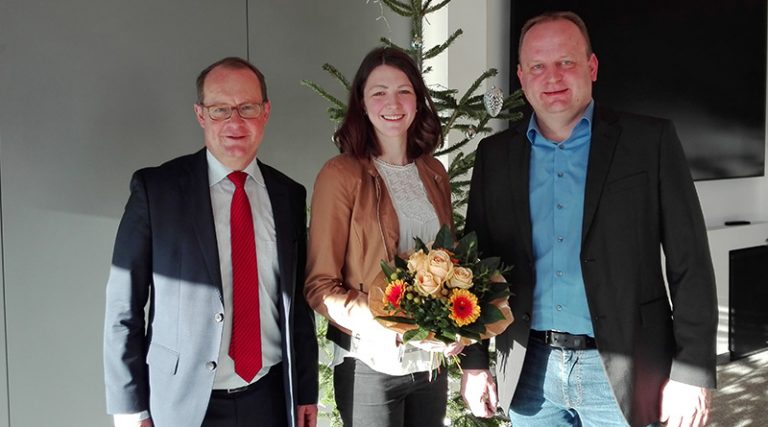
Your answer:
[660,379,712,427]
[460,368,498,418]
[297,404,318,427]
[443,342,465,357]
[113,415,153,427]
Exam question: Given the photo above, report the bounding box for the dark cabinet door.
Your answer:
[729,245,768,360]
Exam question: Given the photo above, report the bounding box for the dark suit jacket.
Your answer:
[463,106,717,426]
[103,149,318,427]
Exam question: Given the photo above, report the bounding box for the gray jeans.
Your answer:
[334,357,448,427]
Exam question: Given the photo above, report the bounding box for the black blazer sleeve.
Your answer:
[460,138,494,369]
[658,121,717,388]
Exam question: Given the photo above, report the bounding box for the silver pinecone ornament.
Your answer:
[483,85,504,117]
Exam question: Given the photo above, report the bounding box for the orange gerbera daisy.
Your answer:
[383,280,407,309]
[449,289,481,327]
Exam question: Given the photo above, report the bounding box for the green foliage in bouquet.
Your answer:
[376,225,511,344]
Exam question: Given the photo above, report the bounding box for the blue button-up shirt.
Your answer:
[527,101,594,336]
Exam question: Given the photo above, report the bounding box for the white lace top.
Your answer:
[373,158,441,254]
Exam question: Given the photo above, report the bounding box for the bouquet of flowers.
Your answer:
[368,225,513,346]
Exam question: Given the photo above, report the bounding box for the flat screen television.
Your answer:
[510,1,767,181]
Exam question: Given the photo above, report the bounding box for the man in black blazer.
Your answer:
[103,57,318,427]
[460,11,716,427]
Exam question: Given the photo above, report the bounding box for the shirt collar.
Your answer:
[526,99,595,144]
[206,150,265,188]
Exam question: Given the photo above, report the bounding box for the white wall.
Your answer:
[1,2,249,425]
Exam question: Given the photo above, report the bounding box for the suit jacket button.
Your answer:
[215,313,224,322]
[206,361,217,371]
[522,313,531,323]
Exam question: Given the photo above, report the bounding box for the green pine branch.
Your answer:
[459,69,498,105]
[429,87,459,101]
[321,63,352,91]
[448,151,475,177]
[450,179,472,190]
[440,69,498,138]
[452,213,465,232]
[380,36,398,49]
[327,107,347,124]
[300,80,346,111]
[435,136,470,157]
[424,0,452,14]
[423,28,462,60]
[381,0,413,17]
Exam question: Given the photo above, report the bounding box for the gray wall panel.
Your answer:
[0,0,409,425]
[0,0,247,425]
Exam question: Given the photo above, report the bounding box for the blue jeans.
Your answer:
[509,339,660,427]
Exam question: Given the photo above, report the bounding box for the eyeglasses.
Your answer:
[200,102,266,120]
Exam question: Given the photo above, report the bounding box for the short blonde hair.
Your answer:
[518,11,593,60]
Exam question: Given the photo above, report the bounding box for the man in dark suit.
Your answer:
[460,11,716,427]
[103,57,318,427]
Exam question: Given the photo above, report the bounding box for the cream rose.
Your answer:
[447,266,474,289]
[407,250,429,274]
[414,271,442,296]
[427,249,454,284]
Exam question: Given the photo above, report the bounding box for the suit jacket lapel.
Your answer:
[183,149,224,297]
[510,122,534,263]
[582,106,621,243]
[260,161,295,308]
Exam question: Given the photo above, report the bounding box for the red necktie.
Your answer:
[228,171,262,382]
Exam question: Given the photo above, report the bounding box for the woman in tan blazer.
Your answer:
[305,47,459,426]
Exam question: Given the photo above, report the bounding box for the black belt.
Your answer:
[530,330,597,350]
[211,363,281,398]
[211,381,259,397]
